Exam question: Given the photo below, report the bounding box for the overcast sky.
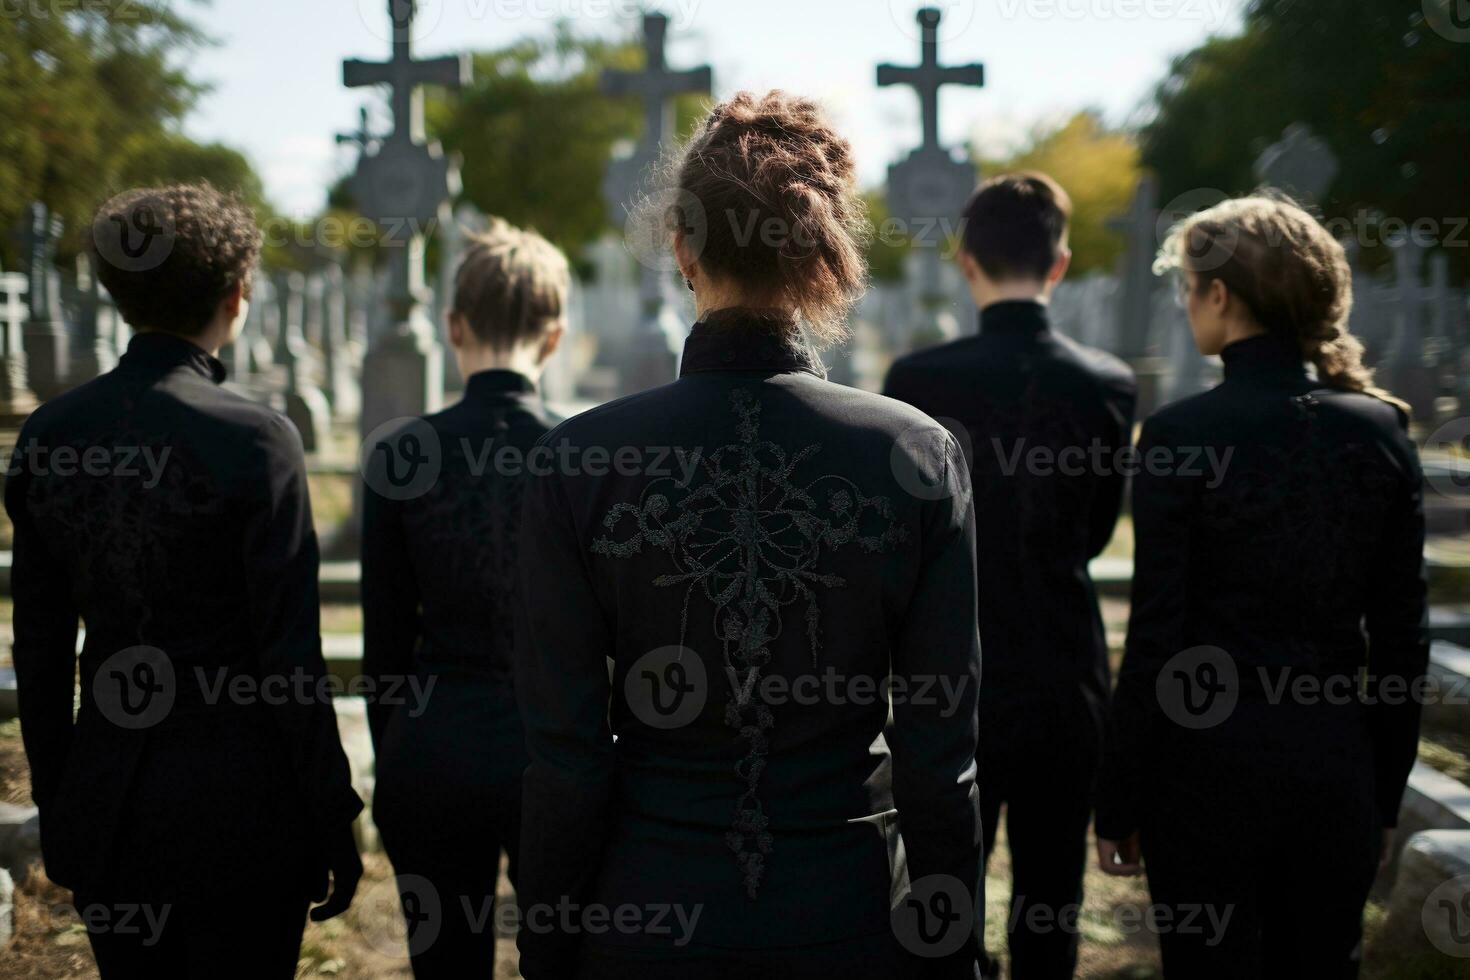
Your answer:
[182,0,1245,215]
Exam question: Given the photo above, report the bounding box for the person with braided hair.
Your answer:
[1096,195,1429,978]
[513,90,985,979]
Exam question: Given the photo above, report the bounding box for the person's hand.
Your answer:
[1379,829,1396,875]
[1096,832,1143,876]
[309,821,363,922]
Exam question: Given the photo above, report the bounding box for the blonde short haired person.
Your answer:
[361,218,569,978]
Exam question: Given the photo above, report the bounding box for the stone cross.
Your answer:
[343,0,471,435]
[878,8,984,153]
[1385,235,1439,418]
[0,268,35,416]
[1107,175,1160,361]
[600,12,712,393]
[336,106,381,153]
[22,203,68,401]
[877,7,983,324]
[1254,123,1339,205]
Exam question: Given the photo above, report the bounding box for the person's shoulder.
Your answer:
[535,382,681,447]
[1139,387,1222,441]
[1048,333,1137,393]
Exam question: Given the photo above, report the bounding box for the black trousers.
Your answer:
[77,889,306,979]
[375,775,522,978]
[576,931,913,980]
[1139,705,1381,979]
[979,698,1101,980]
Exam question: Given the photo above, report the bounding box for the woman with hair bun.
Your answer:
[1096,195,1429,978]
[513,91,985,979]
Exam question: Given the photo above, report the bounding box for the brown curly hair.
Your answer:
[1155,193,1408,414]
[673,90,869,346]
[92,183,261,337]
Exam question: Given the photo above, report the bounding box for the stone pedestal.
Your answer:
[22,321,69,402]
[359,327,443,441]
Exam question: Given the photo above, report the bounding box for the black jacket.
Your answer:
[884,300,1137,724]
[361,369,557,797]
[1095,333,1429,840]
[5,332,361,897]
[513,310,984,977]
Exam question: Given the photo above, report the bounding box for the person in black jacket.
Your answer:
[6,184,362,978]
[361,219,569,977]
[884,172,1137,980]
[1095,195,1429,978]
[513,91,985,980]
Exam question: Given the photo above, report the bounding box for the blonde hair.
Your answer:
[1155,193,1408,415]
[451,218,571,350]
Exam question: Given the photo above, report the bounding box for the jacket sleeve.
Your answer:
[4,427,81,816]
[514,446,616,980]
[360,468,420,752]
[1088,371,1138,559]
[242,415,362,833]
[1095,414,1194,841]
[888,433,985,978]
[1363,415,1429,828]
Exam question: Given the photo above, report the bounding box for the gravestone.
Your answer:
[877,6,983,331]
[1384,236,1440,419]
[22,203,69,401]
[275,272,330,453]
[0,267,36,419]
[600,11,712,394]
[1253,123,1339,205]
[1108,175,1169,415]
[344,0,471,437]
[320,263,361,420]
[66,253,116,387]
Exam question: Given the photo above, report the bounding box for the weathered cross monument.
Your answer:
[0,266,34,421]
[342,0,470,438]
[600,11,712,393]
[877,7,983,334]
[1254,123,1339,206]
[22,204,68,402]
[1107,175,1175,414]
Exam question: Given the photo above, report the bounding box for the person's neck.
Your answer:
[973,279,1051,310]
[138,326,224,358]
[1222,318,1268,348]
[693,283,790,322]
[455,345,543,383]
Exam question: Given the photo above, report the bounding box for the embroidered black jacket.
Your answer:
[5,332,361,898]
[1095,334,1429,840]
[361,369,558,789]
[885,300,1138,724]
[514,310,985,976]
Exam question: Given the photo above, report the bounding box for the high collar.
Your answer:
[679,308,825,379]
[979,300,1049,337]
[120,331,227,384]
[463,368,538,403]
[1221,333,1308,382]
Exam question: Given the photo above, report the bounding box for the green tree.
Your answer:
[0,1,261,266]
[1142,0,1470,273]
[982,112,1142,275]
[421,22,706,264]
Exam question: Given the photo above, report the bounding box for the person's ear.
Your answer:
[219,282,245,322]
[957,251,982,285]
[1048,247,1072,286]
[538,321,566,365]
[674,230,699,282]
[1207,277,1230,317]
[447,312,467,350]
